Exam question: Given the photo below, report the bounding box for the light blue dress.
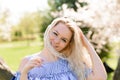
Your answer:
[11,55,92,80]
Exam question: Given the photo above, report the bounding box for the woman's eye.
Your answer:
[62,39,67,43]
[53,32,58,36]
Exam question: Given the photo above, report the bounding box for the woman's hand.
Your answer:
[18,56,43,80]
[20,56,43,74]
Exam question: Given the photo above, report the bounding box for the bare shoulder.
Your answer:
[18,52,42,71]
[18,56,30,72]
[21,56,30,65]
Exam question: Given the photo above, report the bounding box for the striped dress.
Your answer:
[11,54,92,80]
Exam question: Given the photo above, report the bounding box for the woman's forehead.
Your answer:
[52,22,73,40]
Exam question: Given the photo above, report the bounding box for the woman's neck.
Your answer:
[40,48,58,62]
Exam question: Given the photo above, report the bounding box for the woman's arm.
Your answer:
[17,56,43,80]
[18,57,29,80]
[80,31,107,80]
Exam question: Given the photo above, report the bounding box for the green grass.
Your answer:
[106,41,120,80]
[0,40,43,72]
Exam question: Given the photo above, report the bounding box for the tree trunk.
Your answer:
[113,57,120,80]
[0,58,14,80]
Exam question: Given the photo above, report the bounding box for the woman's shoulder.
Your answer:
[21,54,36,62]
[18,52,41,71]
[23,52,42,60]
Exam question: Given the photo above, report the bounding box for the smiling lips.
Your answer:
[54,45,59,49]
[51,42,59,49]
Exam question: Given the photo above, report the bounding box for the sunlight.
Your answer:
[0,0,49,24]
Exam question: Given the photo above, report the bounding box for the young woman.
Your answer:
[12,17,107,80]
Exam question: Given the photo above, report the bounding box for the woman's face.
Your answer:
[49,22,73,52]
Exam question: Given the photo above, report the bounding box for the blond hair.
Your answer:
[44,17,86,80]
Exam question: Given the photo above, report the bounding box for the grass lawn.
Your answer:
[0,39,43,72]
[106,41,120,80]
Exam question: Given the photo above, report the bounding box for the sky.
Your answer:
[0,0,49,24]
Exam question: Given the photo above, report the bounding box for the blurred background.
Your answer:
[0,0,120,80]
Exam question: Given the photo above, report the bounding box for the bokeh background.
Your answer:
[0,0,120,80]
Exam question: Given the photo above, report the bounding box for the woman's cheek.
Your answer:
[61,43,67,50]
[49,33,54,40]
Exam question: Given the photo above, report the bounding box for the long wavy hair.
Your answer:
[44,17,87,80]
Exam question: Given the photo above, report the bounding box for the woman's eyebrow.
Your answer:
[54,29,70,42]
[55,30,69,41]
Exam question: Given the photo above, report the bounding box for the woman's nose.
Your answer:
[54,37,60,44]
